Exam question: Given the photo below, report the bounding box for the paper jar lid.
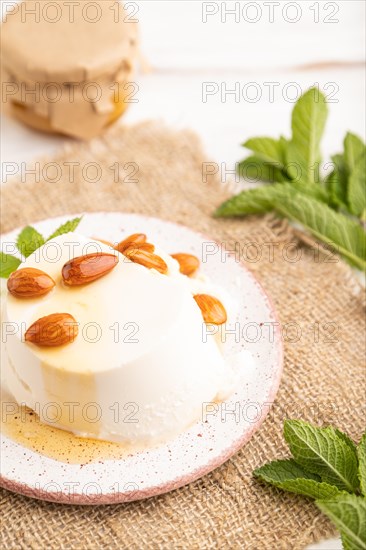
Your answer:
[1,0,138,83]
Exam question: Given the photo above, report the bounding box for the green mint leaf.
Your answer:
[254,458,341,499]
[272,192,366,271]
[332,429,358,455]
[0,253,21,278]
[327,136,365,216]
[215,182,285,217]
[358,432,366,496]
[344,132,366,174]
[348,155,366,217]
[287,88,328,184]
[289,179,329,203]
[275,479,341,500]
[341,532,364,550]
[238,156,287,183]
[254,458,321,483]
[284,420,360,493]
[216,180,365,269]
[16,226,45,258]
[316,494,366,550]
[215,181,329,218]
[326,153,349,209]
[280,135,289,159]
[243,137,287,169]
[47,217,82,241]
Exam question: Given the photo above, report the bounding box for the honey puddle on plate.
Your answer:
[1,396,144,464]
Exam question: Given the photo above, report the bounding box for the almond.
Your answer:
[92,236,115,248]
[124,242,155,254]
[171,253,200,276]
[7,268,55,298]
[139,243,155,252]
[124,248,168,274]
[193,294,227,325]
[25,313,78,347]
[115,233,147,254]
[62,253,118,286]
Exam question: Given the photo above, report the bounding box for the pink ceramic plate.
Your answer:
[0,213,283,504]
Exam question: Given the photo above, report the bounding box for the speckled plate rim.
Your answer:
[0,212,283,505]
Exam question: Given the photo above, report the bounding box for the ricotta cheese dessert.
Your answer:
[4,233,235,444]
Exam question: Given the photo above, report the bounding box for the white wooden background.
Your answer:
[2,1,365,171]
[1,2,365,547]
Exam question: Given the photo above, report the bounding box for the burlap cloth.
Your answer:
[1,121,365,549]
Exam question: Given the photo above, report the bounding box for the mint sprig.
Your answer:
[0,217,82,278]
[317,495,366,550]
[288,87,328,184]
[357,433,366,496]
[242,137,288,169]
[16,226,45,258]
[283,420,359,493]
[238,156,287,183]
[254,458,341,499]
[273,192,366,271]
[0,252,21,278]
[47,217,83,242]
[215,88,366,271]
[349,156,366,218]
[326,153,349,209]
[254,420,366,549]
